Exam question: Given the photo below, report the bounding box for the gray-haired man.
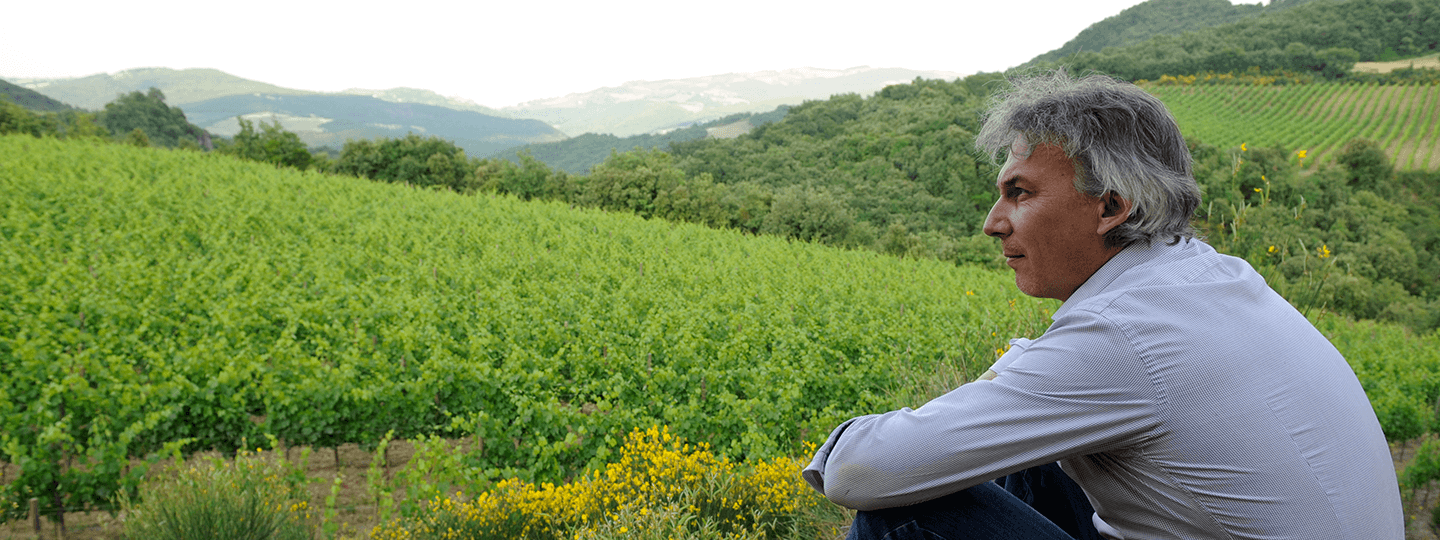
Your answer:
[803,71,1403,539]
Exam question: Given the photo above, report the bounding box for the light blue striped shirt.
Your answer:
[804,238,1403,539]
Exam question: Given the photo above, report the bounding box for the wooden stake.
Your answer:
[29,498,39,537]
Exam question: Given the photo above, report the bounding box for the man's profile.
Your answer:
[803,70,1403,539]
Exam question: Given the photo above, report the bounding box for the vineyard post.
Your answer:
[29,497,39,537]
[51,399,65,538]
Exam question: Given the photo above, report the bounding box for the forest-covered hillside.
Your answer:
[1038,0,1440,80]
[0,79,76,112]
[490,107,790,174]
[1026,0,1321,66]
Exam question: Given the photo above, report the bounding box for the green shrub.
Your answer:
[119,449,312,540]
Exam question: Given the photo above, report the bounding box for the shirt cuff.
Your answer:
[802,418,858,494]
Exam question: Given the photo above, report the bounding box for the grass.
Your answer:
[116,449,313,540]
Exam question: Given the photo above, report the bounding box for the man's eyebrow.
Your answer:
[997,176,1022,191]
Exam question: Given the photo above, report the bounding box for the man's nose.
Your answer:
[983,199,1008,238]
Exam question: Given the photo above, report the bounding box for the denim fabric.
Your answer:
[847,463,1100,540]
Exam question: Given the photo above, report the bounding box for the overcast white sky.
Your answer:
[1,0,1261,108]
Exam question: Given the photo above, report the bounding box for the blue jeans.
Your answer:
[846,463,1103,540]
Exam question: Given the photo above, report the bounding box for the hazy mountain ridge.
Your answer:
[337,87,510,118]
[4,67,316,110]
[501,66,966,137]
[1,68,563,156]
[0,79,77,112]
[182,93,564,157]
[4,66,965,149]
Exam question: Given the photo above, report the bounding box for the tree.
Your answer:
[476,151,566,201]
[1335,138,1393,190]
[1315,47,1361,79]
[0,100,43,136]
[760,186,856,245]
[124,127,150,147]
[99,88,208,147]
[580,148,686,217]
[225,117,312,171]
[332,134,479,192]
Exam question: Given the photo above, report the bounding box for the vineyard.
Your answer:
[3,135,1440,533]
[0,135,1058,521]
[1147,82,1440,170]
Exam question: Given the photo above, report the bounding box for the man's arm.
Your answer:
[802,313,1160,511]
[802,339,1028,496]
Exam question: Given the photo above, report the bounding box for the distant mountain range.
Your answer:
[181,93,564,157]
[499,66,964,137]
[0,79,75,112]
[2,66,965,153]
[2,68,564,156]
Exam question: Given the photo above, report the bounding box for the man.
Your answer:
[802,71,1403,539]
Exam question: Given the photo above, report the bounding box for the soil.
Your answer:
[0,440,419,540]
[1354,54,1440,74]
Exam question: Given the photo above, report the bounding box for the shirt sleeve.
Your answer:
[803,309,1163,511]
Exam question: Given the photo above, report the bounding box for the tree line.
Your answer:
[1033,0,1440,81]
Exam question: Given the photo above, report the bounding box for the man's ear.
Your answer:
[1097,192,1132,236]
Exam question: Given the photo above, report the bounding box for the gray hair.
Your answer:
[975,70,1200,248]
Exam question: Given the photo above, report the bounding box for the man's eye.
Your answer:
[1007,187,1028,198]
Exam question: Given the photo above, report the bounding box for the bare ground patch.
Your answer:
[1355,54,1440,74]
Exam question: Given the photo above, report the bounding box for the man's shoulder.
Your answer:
[1068,239,1257,313]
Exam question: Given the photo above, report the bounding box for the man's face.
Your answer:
[982,141,1120,302]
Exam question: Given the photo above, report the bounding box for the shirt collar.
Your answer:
[1052,237,1192,321]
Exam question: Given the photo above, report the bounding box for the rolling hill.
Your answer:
[1025,0,1320,67]
[0,79,78,112]
[1147,81,1440,170]
[501,66,965,137]
[181,93,565,157]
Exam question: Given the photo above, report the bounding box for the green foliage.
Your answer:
[125,127,151,147]
[1193,138,1439,330]
[118,449,313,540]
[1038,0,1440,81]
[1402,439,1440,492]
[0,134,1056,519]
[0,80,79,112]
[99,88,208,148]
[331,133,480,192]
[475,152,572,201]
[579,148,687,218]
[495,107,789,175]
[668,78,998,260]
[760,186,856,246]
[1335,138,1394,188]
[0,101,106,140]
[222,118,313,171]
[0,101,44,137]
[1146,82,1440,170]
[1027,0,1318,66]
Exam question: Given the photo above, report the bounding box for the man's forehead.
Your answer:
[996,141,1074,187]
